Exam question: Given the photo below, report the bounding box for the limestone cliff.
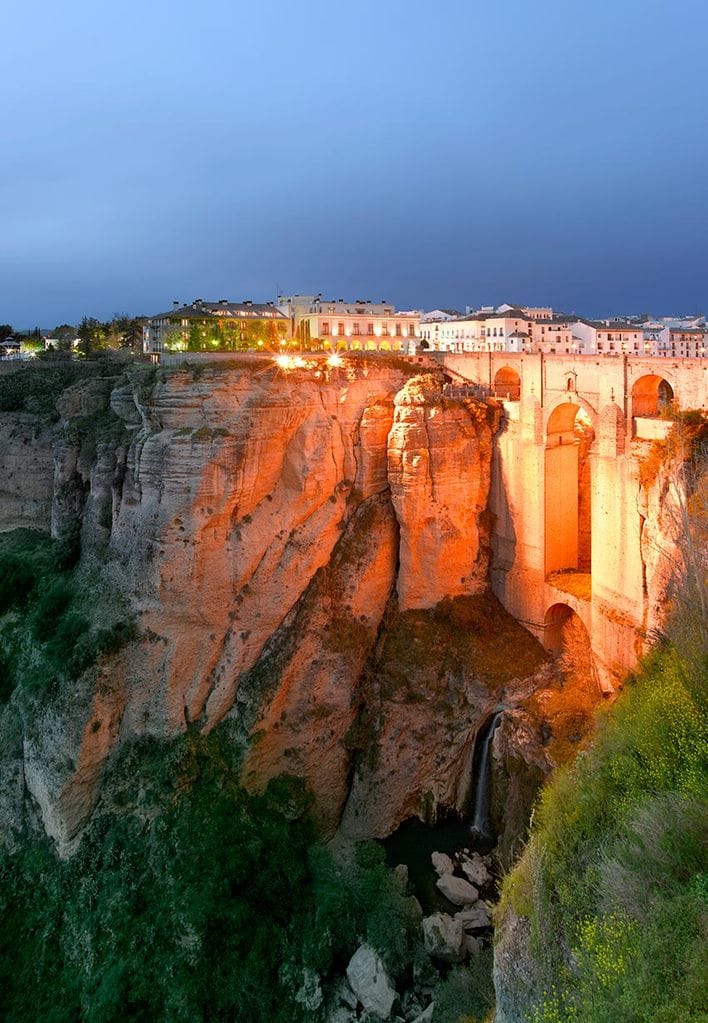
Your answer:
[0,358,509,850]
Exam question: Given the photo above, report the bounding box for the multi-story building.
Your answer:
[420,305,588,355]
[665,328,707,359]
[419,314,484,351]
[143,299,288,353]
[276,294,419,350]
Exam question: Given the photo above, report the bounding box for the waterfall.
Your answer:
[469,711,502,841]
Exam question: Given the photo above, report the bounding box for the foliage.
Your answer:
[171,316,288,353]
[499,640,708,1023]
[0,730,429,1022]
[0,358,125,420]
[432,952,495,1023]
[0,529,135,703]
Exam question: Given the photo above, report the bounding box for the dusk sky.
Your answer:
[3,0,708,326]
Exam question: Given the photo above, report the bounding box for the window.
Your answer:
[408,324,415,337]
[352,323,360,335]
[322,321,330,335]
[395,323,402,336]
[338,322,344,335]
[382,323,389,336]
[367,323,374,335]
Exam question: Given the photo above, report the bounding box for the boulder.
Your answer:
[435,872,479,907]
[411,1005,435,1023]
[431,851,454,876]
[393,862,409,891]
[294,967,323,1012]
[422,912,466,962]
[455,901,492,930]
[465,934,481,957]
[346,944,397,1019]
[459,851,492,888]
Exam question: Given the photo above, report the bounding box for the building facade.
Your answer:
[276,294,419,350]
[143,299,288,353]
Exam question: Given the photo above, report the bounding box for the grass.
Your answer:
[498,641,708,1023]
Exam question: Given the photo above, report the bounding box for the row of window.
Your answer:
[320,322,415,337]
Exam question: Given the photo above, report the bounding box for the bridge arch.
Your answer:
[631,374,674,418]
[494,366,521,401]
[545,401,594,577]
[544,602,577,652]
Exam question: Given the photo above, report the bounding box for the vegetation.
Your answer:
[162,317,288,353]
[0,530,135,704]
[0,357,128,420]
[0,728,428,1022]
[499,640,708,1022]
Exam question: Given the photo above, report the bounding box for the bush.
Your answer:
[432,953,495,1023]
[500,643,708,1023]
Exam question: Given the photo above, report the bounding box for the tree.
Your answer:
[0,325,13,342]
[52,325,76,351]
[77,317,107,356]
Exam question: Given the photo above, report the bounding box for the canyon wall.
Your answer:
[2,359,530,852]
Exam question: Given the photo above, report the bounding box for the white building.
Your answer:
[276,294,419,350]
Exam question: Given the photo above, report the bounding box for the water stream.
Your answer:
[383,711,503,913]
[468,711,502,842]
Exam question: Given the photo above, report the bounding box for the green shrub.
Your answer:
[432,953,495,1023]
[501,644,708,1023]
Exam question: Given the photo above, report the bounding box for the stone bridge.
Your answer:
[431,352,707,689]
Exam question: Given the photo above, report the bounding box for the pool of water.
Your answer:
[382,815,495,915]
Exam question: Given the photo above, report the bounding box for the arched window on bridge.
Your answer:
[631,374,674,418]
[494,366,521,401]
[545,403,594,580]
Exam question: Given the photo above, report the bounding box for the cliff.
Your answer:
[1,357,535,852]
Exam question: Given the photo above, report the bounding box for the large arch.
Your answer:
[494,366,521,401]
[545,402,595,577]
[631,374,674,418]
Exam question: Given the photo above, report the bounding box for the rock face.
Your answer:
[387,376,495,610]
[0,359,507,849]
[0,413,54,530]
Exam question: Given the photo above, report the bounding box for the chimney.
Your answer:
[219,299,229,306]
[173,300,180,310]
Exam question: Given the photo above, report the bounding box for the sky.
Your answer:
[2,0,708,326]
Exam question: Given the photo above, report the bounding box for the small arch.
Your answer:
[631,375,674,418]
[544,603,575,653]
[494,366,521,401]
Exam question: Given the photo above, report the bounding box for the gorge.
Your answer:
[0,352,704,1023]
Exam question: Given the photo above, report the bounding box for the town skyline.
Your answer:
[5,288,708,334]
